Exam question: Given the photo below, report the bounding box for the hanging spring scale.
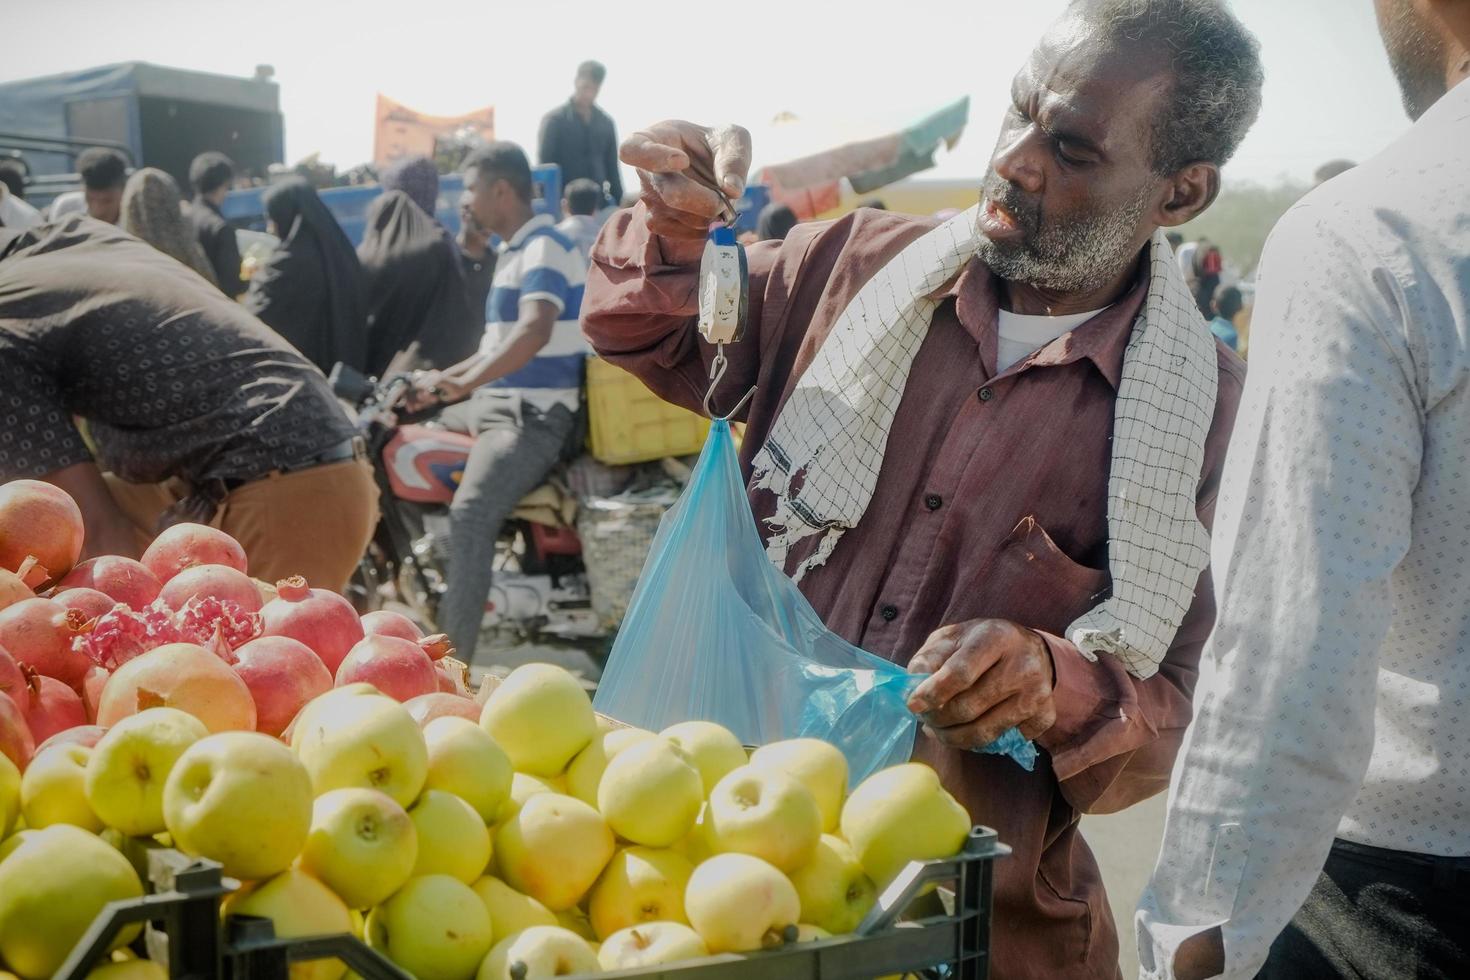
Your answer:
[698,195,756,421]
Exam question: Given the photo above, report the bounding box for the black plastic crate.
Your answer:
[56,827,1008,980]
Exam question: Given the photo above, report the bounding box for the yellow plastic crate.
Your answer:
[586,356,712,465]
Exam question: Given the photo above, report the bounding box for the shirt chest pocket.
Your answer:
[964,516,1111,636]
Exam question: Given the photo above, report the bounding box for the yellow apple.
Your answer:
[493,772,566,826]
[470,876,557,944]
[477,926,599,980]
[20,743,101,831]
[478,664,595,777]
[365,874,492,980]
[683,853,801,953]
[597,921,708,970]
[86,959,168,979]
[597,738,703,847]
[0,827,36,863]
[163,731,313,880]
[658,721,747,795]
[0,825,144,979]
[293,688,428,807]
[85,707,209,836]
[409,790,492,884]
[840,763,970,888]
[672,802,713,864]
[423,717,513,823]
[298,788,418,909]
[222,868,354,980]
[553,907,596,943]
[795,924,831,942]
[0,751,19,838]
[494,792,614,911]
[704,764,821,872]
[788,834,877,934]
[748,738,849,833]
[588,846,694,940]
[564,727,654,806]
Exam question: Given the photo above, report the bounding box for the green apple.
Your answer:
[588,846,694,940]
[409,790,492,884]
[0,824,144,979]
[470,876,557,944]
[840,762,970,888]
[85,707,208,836]
[0,827,36,863]
[564,728,654,806]
[163,731,313,880]
[658,721,747,795]
[222,868,354,980]
[0,751,19,838]
[298,788,417,909]
[683,853,800,953]
[293,687,428,807]
[748,738,849,833]
[479,664,595,777]
[477,926,599,980]
[365,874,492,980]
[788,834,877,934]
[597,921,708,970]
[494,792,614,911]
[705,764,821,872]
[597,738,703,847]
[20,743,101,831]
[423,717,513,823]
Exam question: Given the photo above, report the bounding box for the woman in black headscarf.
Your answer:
[357,190,480,377]
[243,178,368,373]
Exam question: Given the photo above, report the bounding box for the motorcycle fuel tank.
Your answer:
[383,424,475,503]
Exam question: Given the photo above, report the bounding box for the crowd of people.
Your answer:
[2,0,1468,978]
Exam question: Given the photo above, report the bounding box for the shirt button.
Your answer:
[979,387,995,402]
[880,604,899,622]
[924,494,943,511]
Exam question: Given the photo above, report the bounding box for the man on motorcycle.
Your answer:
[408,142,588,657]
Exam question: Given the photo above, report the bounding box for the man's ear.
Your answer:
[1155,162,1220,228]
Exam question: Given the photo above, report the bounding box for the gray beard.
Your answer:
[975,183,1152,294]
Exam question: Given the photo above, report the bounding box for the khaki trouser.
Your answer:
[106,458,379,594]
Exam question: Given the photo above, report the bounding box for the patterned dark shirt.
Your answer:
[0,217,354,486]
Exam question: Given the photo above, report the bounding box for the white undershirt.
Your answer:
[995,306,1107,372]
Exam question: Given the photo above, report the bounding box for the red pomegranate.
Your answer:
[58,556,161,609]
[0,597,91,688]
[141,523,248,584]
[0,479,85,588]
[96,642,256,733]
[0,645,23,703]
[81,665,109,722]
[435,661,469,696]
[36,724,107,754]
[360,609,424,642]
[0,690,34,770]
[230,635,334,738]
[16,664,86,744]
[334,635,438,702]
[158,564,263,613]
[0,567,34,613]
[405,691,481,728]
[53,587,119,621]
[259,577,364,674]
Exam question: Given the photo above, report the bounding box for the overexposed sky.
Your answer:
[5,0,1409,188]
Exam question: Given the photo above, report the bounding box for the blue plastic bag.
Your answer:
[594,420,1035,784]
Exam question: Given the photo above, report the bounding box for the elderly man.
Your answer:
[582,1,1260,975]
[1138,1,1470,978]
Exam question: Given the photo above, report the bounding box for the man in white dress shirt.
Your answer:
[1136,2,1470,978]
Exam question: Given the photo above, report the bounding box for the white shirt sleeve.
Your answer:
[1135,204,1424,979]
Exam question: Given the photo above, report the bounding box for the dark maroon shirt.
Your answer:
[584,205,1245,980]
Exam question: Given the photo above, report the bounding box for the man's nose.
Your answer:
[991,129,1045,196]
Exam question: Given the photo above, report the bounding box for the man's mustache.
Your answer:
[981,172,1042,238]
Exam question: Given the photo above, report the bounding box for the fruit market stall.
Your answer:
[0,475,1008,980]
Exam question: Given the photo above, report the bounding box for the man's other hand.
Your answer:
[621,121,752,240]
[906,619,1057,750]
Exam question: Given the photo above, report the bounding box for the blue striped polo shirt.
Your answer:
[480,213,589,410]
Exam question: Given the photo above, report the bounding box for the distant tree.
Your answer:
[1176,180,1309,279]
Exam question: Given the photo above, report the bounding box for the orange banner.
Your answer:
[373,94,495,168]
